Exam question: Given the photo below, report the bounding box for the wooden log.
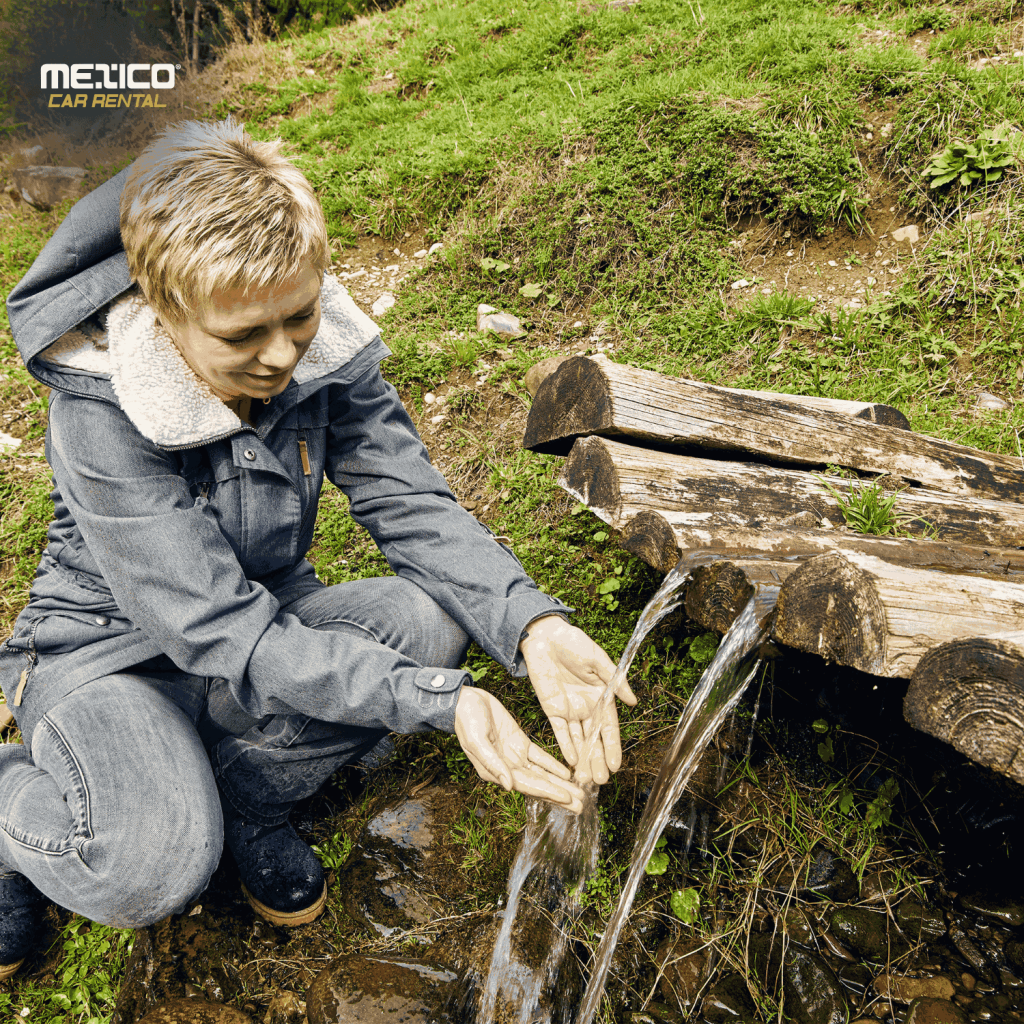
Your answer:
[772,551,1024,678]
[622,517,1024,582]
[527,357,1023,502]
[719,386,910,428]
[684,560,794,633]
[904,632,1024,784]
[561,435,1024,550]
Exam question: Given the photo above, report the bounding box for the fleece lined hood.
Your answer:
[36,274,380,448]
[6,166,383,447]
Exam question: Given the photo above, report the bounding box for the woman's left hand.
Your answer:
[519,615,637,785]
[454,687,586,814]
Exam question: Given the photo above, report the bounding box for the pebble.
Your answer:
[429,414,444,424]
[477,304,525,339]
[423,393,435,405]
[731,278,753,290]
[874,974,956,1002]
[974,392,1011,412]
[413,249,427,258]
[371,292,396,317]
[891,225,920,244]
[0,431,22,453]
[905,997,966,1024]
[428,242,443,254]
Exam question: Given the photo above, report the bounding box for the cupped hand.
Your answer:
[518,615,637,785]
[454,687,585,814]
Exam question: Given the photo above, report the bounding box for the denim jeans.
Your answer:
[0,577,468,929]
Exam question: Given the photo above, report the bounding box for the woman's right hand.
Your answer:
[453,687,585,814]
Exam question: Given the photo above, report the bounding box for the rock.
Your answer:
[896,898,946,942]
[136,1000,252,1024]
[830,906,910,961]
[891,225,920,244]
[905,998,966,1024]
[633,1003,686,1024]
[0,431,21,454]
[371,292,396,317]
[973,392,1011,412]
[860,870,899,904]
[428,242,443,254]
[476,304,525,339]
[262,991,305,1024]
[525,356,568,397]
[11,165,85,210]
[305,955,458,1024]
[958,892,1024,928]
[780,907,815,945]
[749,933,847,1024]
[656,936,709,1012]
[701,972,757,1023]
[1005,939,1024,976]
[337,788,450,936]
[413,249,427,258]
[873,974,956,1002]
[730,278,753,290]
[18,145,45,162]
[774,847,858,903]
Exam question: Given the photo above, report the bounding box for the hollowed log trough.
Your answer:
[524,356,1024,783]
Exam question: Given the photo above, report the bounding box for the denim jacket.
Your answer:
[4,169,569,737]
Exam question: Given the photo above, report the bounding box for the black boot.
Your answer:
[0,872,48,980]
[222,807,326,927]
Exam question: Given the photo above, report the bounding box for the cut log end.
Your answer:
[523,356,615,454]
[906,635,1024,785]
[557,435,622,525]
[773,552,888,675]
[622,511,680,573]
[685,563,757,634]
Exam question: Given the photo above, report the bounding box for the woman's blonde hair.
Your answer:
[120,118,330,325]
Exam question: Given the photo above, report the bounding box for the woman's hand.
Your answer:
[519,615,637,785]
[454,687,585,815]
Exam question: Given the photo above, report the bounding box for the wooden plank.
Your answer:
[622,516,1024,582]
[527,356,1022,502]
[905,632,1024,784]
[559,435,1024,550]
[772,551,1024,679]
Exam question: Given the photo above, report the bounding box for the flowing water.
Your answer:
[574,593,771,1024]
[477,565,693,1024]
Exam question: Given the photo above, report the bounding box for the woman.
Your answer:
[0,119,635,977]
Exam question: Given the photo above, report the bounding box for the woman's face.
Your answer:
[164,262,322,402]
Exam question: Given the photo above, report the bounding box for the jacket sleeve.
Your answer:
[324,362,572,674]
[45,391,470,735]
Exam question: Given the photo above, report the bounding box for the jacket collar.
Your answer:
[38,274,380,448]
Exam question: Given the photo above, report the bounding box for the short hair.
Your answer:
[120,118,330,326]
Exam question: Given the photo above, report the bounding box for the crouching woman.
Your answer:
[0,119,635,976]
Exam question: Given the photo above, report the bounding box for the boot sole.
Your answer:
[242,881,327,927]
[0,959,24,981]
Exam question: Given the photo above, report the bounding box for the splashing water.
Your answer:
[574,593,771,1024]
[477,564,693,1024]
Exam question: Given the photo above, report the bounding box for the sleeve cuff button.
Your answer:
[430,674,445,688]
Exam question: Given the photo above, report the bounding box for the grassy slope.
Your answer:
[1,0,1023,1019]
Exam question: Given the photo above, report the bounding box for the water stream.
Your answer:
[476,564,693,1024]
[477,565,773,1024]
[574,593,770,1024]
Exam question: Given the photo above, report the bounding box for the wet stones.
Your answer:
[873,973,957,1002]
[305,954,459,1024]
[958,891,1024,929]
[337,787,451,936]
[656,935,709,1012]
[898,898,947,943]
[905,997,967,1024]
[748,933,847,1024]
[774,847,858,904]
[829,906,911,961]
[701,972,758,1023]
[135,1000,252,1024]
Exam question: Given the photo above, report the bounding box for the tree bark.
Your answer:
[560,435,1024,549]
[772,551,1024,678]
[528,357,1022,502]
[621,516,1024,581]
[904,632,1024,784]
